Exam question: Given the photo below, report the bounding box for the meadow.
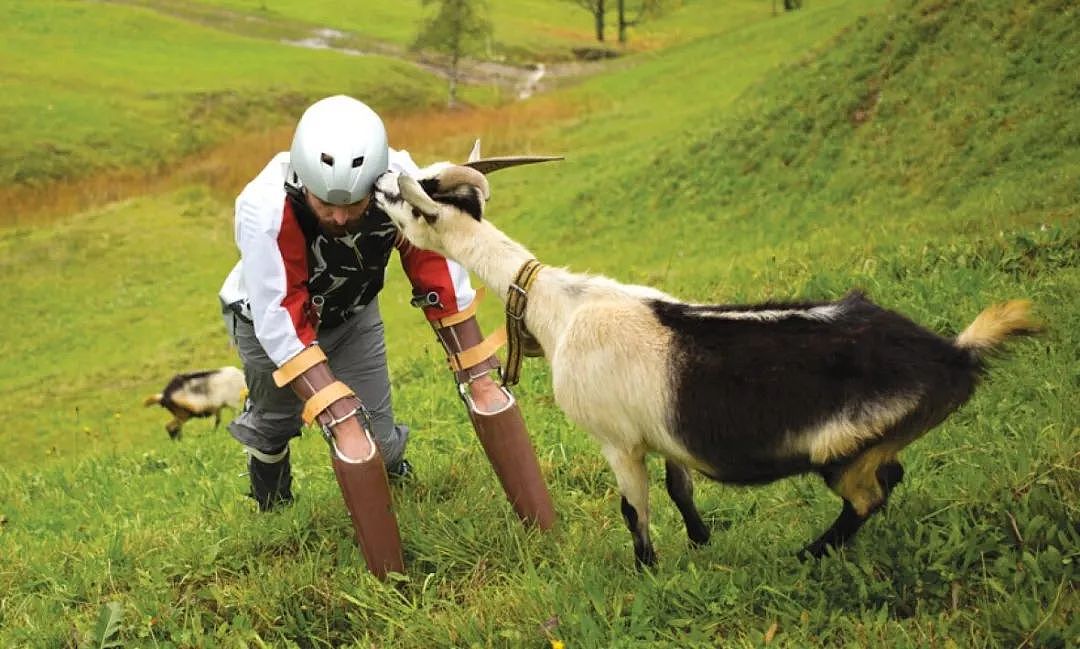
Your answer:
[0,0,1076,646]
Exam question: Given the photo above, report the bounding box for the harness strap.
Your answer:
[503,259,544,387]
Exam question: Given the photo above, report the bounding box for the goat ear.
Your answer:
[467,139,482,163]
[398,174,441,221]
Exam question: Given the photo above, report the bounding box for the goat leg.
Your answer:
[664,460,710,546]
[799,500,866,559]
[801,461,905,559]
[605,446,656,568]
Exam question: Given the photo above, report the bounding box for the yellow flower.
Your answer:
[551,641,565,649]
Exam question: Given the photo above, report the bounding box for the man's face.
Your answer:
[304,190,371,237]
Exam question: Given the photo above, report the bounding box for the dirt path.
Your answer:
[112,0,604,99]
[7,1,613,225]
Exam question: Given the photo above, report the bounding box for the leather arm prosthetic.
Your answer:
[429,301,555,530]
[272,345,404,578]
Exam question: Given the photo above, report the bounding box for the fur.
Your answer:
[374,168,1038,565]
[144,366,247,439]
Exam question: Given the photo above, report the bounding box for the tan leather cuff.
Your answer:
[449,327,506,372]
[434,315,504,382]
[428,287,486,328]
[273,345,328,387]
[284,354,364,431]
[302,381,355,425]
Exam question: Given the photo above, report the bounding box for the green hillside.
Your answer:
[0,0,449,190]
[1,0,1076,646]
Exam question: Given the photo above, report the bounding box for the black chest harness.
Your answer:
[285,187,398,330]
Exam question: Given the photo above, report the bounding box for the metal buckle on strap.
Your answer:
[323,406,360,432]
[319,403,375,442]
[457,368,513,413]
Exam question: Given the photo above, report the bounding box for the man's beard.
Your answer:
[320,219,363,237]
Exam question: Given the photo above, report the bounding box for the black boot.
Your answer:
[385,424,414,485]
[386,458,414,484]
[248,446,294,512]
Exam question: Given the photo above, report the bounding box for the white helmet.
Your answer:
[289,95,389,205]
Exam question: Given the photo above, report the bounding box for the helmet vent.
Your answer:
[351,156,365,168]
[320,153,334,166]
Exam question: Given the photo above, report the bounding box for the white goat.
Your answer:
[374,165,1037,565]
[144,366,247,439]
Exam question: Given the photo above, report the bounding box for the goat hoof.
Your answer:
[634,549,658,570]
[689,528,711,547]
[797,542,829,561]
[799,539,838,557]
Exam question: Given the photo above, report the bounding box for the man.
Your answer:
[219,95,553,578]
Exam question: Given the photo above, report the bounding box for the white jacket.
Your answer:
[220,149,475,366]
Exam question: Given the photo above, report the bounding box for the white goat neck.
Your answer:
[437,217,591,360]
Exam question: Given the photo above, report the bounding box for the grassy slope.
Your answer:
[0,0,448,190]
[1,0,1077,646]
[182,0,599,59]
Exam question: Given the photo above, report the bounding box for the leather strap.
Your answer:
[447,327,507,372]
[503,259,543,387]
[302,381,355,425]
[272,345,328,387]
[430,287,487,328]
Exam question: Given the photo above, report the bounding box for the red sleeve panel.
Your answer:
[277,201,317,346]
[397,238,476,322]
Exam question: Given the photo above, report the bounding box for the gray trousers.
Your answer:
[222,298,409,465]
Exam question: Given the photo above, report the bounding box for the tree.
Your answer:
[413,0,493,107]
[565,0,607,42]
[773,0,803,12]
[616,0,672,45]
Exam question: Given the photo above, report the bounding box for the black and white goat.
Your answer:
[144,366,247,439]
[374,165,1037,565]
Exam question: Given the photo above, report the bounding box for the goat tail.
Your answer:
[143,394,163,407]
[955,299,1039,354]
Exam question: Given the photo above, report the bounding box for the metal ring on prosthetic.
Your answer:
[273,344,405,577]
[433,311,555,530]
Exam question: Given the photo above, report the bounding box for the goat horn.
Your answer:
[467,138,482,163]
[464,155,564,175]
[397,174,441,218]
[435,164,492,201]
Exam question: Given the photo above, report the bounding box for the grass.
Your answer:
[180,0,598,59]
[0,0,448,191]
[175,0,755,60]
[0,0,1076,646]
[0,0,785,224]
